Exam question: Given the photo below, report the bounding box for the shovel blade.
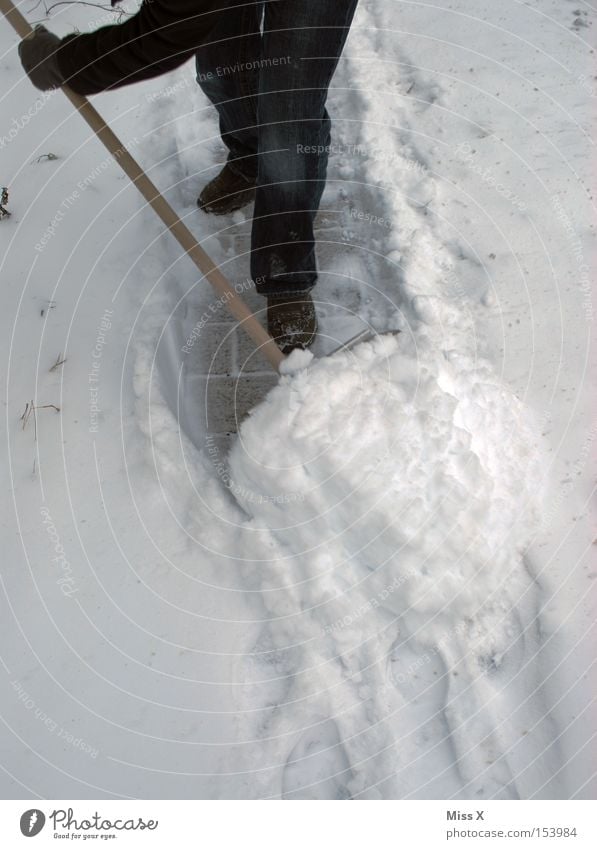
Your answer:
[326,327,401,356]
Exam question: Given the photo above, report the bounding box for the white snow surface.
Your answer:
[232,332,544,625]
[0,0,595,800]
[278,348,315,375]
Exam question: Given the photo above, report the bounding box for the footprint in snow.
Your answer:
[388,636,449,712]
[475,607,527,686]
[281,718,352,800]
[387,636,468,798]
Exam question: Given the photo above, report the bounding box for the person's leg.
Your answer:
[195,1,263,181]
[250,0,359,295]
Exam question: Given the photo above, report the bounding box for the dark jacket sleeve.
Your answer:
[56,0,222,95]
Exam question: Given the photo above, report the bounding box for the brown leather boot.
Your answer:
[197,163,256,214]
[267,293,318,354]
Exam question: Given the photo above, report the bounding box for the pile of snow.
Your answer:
[230,332,544,626]
[229,332,550,799]
[278,348,315,375]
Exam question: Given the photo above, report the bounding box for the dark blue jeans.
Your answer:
[195,0,359,296]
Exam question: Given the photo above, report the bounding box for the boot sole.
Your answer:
[272,319,318,355]
[197,188,256,216]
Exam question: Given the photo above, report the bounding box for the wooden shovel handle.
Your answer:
[0,0,285,372]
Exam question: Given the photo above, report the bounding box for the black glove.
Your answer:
[18,25,65,91]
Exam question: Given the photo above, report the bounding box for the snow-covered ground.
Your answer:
[0,0,595,799]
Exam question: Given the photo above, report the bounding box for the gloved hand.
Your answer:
[18,25,65,91]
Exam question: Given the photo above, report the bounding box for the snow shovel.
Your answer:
[1,0,382,433]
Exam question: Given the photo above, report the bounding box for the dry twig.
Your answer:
[49,354,67,372]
